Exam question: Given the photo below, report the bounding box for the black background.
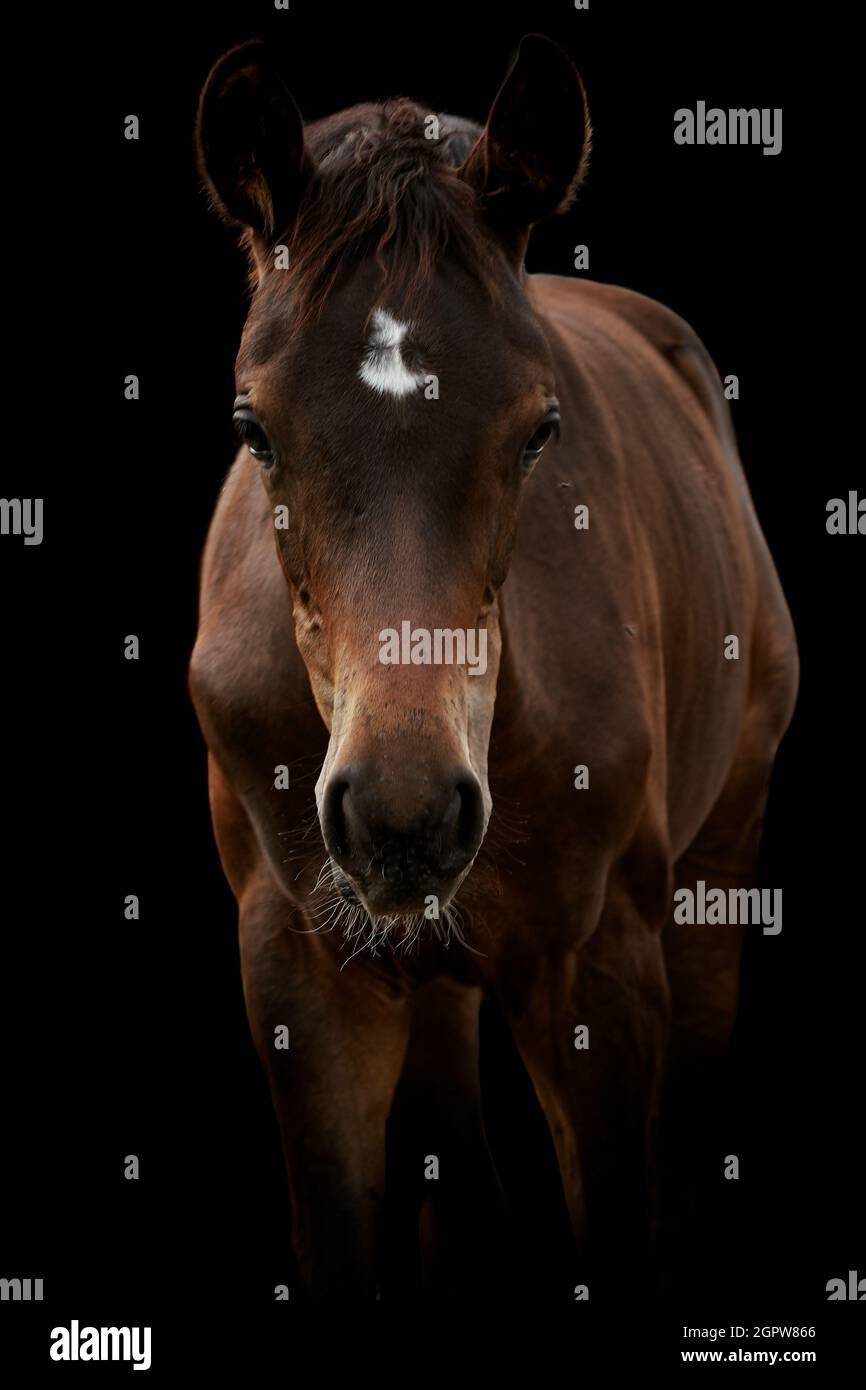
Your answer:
[2,0,862,1314]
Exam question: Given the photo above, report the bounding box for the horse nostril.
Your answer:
[442,775,485,872]
[322,777,351,862]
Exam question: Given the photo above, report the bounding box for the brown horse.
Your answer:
[190,36,798,1298]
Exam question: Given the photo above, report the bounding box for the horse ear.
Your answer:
[459,35,591,258]
[196,41,313,241]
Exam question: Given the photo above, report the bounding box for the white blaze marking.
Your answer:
[359,308,424,397]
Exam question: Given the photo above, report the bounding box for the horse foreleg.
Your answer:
[505,881,669,1297]
[238,870,412,1299]
[656,860,745,1295]
[385,977,508,1298]
[658,732,781,1295]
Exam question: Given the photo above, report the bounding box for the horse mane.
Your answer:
[251,99,503,324]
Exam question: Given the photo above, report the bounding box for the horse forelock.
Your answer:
[249,99,502,326]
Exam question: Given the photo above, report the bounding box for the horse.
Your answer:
[190,35,798,1299]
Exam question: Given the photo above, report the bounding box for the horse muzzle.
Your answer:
[320,759,485,915]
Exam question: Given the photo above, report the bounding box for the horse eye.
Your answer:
[522,409,561,468]
[233,409,275,464]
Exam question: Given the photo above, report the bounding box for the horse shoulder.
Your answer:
[189,454,316,771]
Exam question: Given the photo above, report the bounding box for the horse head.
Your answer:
[196,35,591,918]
